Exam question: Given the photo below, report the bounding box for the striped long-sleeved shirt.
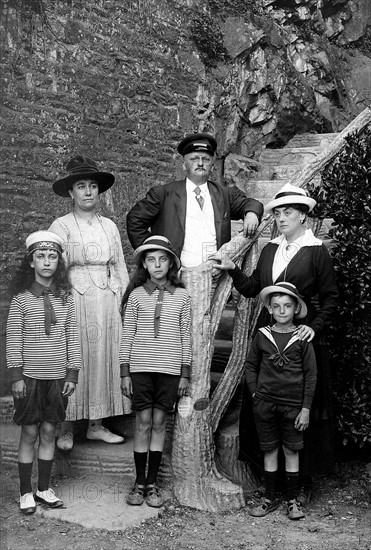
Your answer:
[6,283,81,383]
[120,282,191,377]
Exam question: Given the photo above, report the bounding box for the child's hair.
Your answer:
[9,252,71,302]
[121,249,185,314]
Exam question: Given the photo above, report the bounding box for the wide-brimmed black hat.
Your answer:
[52,156,115,197]
[177,132,217,157]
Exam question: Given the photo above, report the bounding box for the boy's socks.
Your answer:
[286,471,300,502]
[264,470,278,501]
[146,450,162,485]
[37,458,54,492]
[134,451,148,486]
[18,462,33,495]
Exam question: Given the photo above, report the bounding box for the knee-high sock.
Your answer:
[265,470,278,501]
[18,462,33,496]
[38,458,53,492]
[146,450,162,485]
[286,471,300,501]
[134,451,148,486]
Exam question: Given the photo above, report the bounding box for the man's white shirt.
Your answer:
[180,178,217,268]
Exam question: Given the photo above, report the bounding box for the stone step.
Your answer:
[0,418,173,483]
[286,132,339,148]
[258,146,322,165]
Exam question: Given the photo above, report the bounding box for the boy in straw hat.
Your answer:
[245,282,317,520]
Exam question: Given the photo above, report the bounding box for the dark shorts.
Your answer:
[253,398,303,452]
[131,372,180,412]
[13,377,68,426]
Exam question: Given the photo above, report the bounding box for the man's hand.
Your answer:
[121,376,133,398]
[295,408,310,431]
[12,380,26,399]
[243,212,259,238]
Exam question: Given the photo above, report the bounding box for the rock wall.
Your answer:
[1,0,370,390]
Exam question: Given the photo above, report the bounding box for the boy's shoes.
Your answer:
[56,431,73,451]
[145,484,163,508]
[35,488,64,508]
[20,493,36,514]
[287,499,305,520]
[86,425,125,444]
[126,484,145,506]
[250,498,279,517]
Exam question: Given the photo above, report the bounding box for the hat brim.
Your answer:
[52,172,115,197]
[260,284,308,319]
[133,244,181,270]
[264,195,316,215]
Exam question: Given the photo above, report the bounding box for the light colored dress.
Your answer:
[49,212,131,420]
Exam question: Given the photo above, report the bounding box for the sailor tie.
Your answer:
[42,289,57,335]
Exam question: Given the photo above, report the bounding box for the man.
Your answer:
[127,133,263,267]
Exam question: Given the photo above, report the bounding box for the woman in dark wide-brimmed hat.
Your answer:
[49,156,131,450]
[211,183,338,503]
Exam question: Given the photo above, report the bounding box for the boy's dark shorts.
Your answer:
[131,372,180,412]
[13,377,68,425]
[253,398,303,451]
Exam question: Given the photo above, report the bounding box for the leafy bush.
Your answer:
[310,128,371,448]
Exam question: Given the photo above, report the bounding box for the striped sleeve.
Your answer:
[180,293,192,370]
[6,296,25,382]
[120,293,139,367]
[65,296,82,373]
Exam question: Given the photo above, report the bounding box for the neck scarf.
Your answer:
[29,282,58,335]
[143,280,175,338]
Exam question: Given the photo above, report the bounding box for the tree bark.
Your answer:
[171,263,245,511]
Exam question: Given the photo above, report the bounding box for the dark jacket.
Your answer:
[126,179,264,256]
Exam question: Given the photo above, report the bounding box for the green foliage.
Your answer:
[309,128,371,448]
[189,12,228,68]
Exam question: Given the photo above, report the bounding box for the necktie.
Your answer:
[194,186,204,210]
[154,285,165,337]
[42,289,57,335]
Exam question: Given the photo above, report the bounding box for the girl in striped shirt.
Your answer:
[120,236,191,508]
[6,231,81,514]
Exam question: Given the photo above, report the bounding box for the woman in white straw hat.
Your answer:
[49,156,131,451]
[211,182,338,503]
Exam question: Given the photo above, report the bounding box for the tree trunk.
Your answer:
[171,263,245,511]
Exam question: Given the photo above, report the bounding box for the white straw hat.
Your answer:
[133,235,181,269]
[260,282,308,319]
[264,183,316,215]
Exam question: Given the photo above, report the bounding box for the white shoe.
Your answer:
[56,431,73,451]
[35,488,63,508]
[86,425,125,444]
[20,492,36,514]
